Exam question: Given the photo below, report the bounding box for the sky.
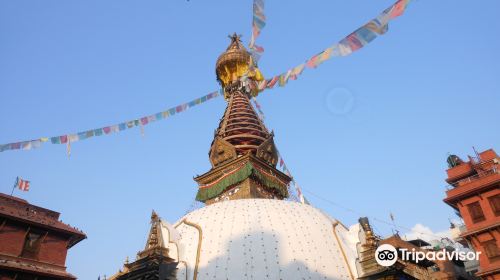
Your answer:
[1,0,499,278]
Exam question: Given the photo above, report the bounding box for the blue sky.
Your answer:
[1,0,499,278]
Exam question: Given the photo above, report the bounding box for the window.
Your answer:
[482,240,500,262]
[467,202,485,223]
[488,194,500,216]
[21,230,43,259]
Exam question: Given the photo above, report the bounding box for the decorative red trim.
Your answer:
[253,166,289,185]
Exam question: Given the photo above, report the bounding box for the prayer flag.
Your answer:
[21,141,32,150]
[390,0,409,19]
[15,177,30,191]
[86,130,95,138]
[355,27,377,44]
[119,123,127,131]
[266,76,279,88]
[110,125,120,133]
[68,134,79,142]
[78,132,88,140]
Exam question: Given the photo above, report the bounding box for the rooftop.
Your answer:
[0,192,86,247]
[444,149,499,206]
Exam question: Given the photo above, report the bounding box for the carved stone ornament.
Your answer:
[256,136,278,166]
[209,136,237,167]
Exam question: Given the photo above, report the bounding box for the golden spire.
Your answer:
[215,33,263,98]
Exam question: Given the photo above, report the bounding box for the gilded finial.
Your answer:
[228,32,242,42]
[216,33,264,96]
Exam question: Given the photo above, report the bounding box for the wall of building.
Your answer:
[458,190,500,277]
[469,231,500,277]
[38,232,69,266]
[0,218,70,267]
[0,220,25,256]
[457,188,500,232]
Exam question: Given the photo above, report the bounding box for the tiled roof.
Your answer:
[0,193,86,247]
[0,253,76,279]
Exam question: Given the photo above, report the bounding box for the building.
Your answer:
[356,217,434,279]
[0,193,86,280]
[444,149,500,279]
[109,34,362,279]
[108,211,178,279]
[108,34,484,280]
[195,33,289,205]
[449,222,481,275]
[356,218,476,280]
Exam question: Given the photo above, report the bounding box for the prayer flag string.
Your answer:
[0,0,412,154]
[252,97,265,121]
[249,96,307,204]
[0,90,221,153]
[249,0,266,62]
[257,0,411,91]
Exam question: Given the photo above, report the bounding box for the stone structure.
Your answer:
[108,211,178,280]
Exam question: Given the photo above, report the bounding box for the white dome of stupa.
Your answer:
[167,199,359,280]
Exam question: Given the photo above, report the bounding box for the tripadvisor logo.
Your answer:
[375,244,398,266]
[375,244,481,267]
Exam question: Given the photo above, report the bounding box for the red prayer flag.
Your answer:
[252,44,264,53]
[266,76,279,88]
[306,55,319,68]
[390,0,407,19]
[16,177,30,191]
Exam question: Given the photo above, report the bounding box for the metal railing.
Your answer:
[451,166,498,187]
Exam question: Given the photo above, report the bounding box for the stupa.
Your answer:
[109,34,359,280]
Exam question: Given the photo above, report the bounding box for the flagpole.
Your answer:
[11,177,18,196]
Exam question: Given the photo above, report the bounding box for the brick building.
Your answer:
[0,193,86,279]
[444,149,500,279]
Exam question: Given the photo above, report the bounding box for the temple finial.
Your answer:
[151,210,159,221]
[216,33,263,92]
[144,210,162,250]
[228,32,242,42]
